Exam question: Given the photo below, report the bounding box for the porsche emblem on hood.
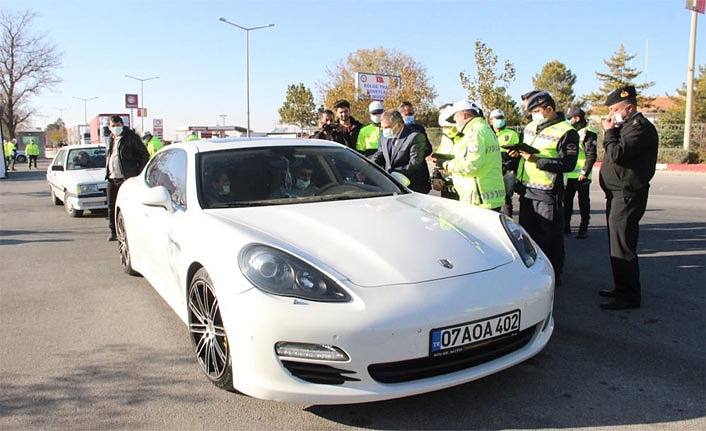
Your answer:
[439,259,454,269]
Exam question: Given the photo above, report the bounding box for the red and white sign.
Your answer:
[153,119,164,140]
[686,0,705,13]
[125,94,139,109]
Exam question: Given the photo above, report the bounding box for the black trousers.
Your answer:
[106,179,125,234]
[564,178,591,229]
[605,189,649,303]
[28,155,38,168]
[519,195,565,278]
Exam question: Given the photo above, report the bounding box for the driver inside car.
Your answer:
[271,161,319,198]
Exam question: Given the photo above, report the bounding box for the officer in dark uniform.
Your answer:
[509,92,578,287]
[598,85,658,310]
[564,107,598,238]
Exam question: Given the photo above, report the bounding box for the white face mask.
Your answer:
[294,178,310,189]
[111,126,123,136]
[531,112,545,123]
[370,114,382,123]
[382,127,395,139]
[613,112,624,125]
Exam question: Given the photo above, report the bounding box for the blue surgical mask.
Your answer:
[382,128,395,139]
[111,126,123,136]
[294,178,310,189]
[493,119,505,129]
[403,115,415,125]
[218,183,230,195]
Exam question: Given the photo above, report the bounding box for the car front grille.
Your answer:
[367,324,538,384]
[281,360,360,385]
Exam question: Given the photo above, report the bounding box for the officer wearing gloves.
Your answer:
[508,91,578,287]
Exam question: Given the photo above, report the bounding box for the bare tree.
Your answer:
[0,9,62,139]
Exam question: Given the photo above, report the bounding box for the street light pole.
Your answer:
[72,96,98,125]
[54,107,70,120]
[218,17,274,138]
[125,74,160,132]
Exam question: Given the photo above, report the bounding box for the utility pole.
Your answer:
[683,0,703,150]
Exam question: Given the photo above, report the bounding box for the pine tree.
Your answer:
[532,60,577,113]
[278,83,316,133]
[584,44,654,109]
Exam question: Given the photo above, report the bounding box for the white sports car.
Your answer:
[115,138,554,404]
[46,144,108,217]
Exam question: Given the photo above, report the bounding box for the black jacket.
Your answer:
[336,117,363,150]
[599,112,658,195]
[370,125,431,194]
[106,128,150,179]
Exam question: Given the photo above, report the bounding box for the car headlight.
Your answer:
[76,184,100,194]
[500,215,537,267]
[239,244,350,302]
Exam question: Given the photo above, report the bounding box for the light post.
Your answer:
[218,17,274,137]
[72,96,97,125]
[219,114,228,126]
[124,74,159,132]
[54,107,70,120]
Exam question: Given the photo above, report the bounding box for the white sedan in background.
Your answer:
[114,138,554,404]
[46,144,107,217]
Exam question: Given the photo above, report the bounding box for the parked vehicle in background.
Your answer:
[14,150,27,164]
[46,144,108,217]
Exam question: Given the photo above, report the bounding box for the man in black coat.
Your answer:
[598,85,659,310]
[370,109,431,194]
[105,115,150,241]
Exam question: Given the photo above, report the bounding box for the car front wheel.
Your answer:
[188,268,234,391]
[116,212,139,276]
[50,188,62,205]
[63,191,83,217]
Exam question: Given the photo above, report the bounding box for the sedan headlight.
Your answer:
[500,215,537,267]
[76,183,101,194]
[239,244,350,302]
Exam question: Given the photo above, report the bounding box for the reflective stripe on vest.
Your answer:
[519,120,574,190]
[566,126,594,180]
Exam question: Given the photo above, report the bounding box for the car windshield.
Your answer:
[67,148,106,170]
[198,146,406,208]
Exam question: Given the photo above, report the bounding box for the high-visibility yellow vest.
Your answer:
[496,128,519,151]
[519,120,574,190]
[566,126,595,180]
[26,142,40,156]
[444,117,505,209]
[356,123,380,153]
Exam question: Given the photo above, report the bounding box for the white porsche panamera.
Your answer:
[114,137,554,404]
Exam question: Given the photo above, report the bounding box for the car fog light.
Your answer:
[275,342,349,361]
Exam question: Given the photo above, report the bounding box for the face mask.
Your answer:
[370,114,382,123]
[382,128,395,139]
[403,115,415,125]
[454,122,465,132]
[111,126,123,136]
[294,178,310,189]
[531,112,545,123]
[493,119,505,129]
[218,184,230,195]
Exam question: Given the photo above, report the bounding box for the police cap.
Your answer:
[525,91,555,111]
[565,107,585,120]
[605,85,637,106]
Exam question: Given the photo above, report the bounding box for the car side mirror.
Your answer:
[390,171,410,187]
[140,185,173,212]
[51,165,64,171]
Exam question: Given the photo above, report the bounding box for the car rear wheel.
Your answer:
[15,155,27,163]
[50,188,62,205]
[116,212,139,276]
[188,268,234,391]
[63,191,83,217]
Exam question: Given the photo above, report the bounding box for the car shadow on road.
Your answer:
[307,221,705,430]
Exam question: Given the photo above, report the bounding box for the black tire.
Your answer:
[188,268,234,391]
[63,191,83,217]
[50,188,62,205]
[15,155,26,163]
[116,212,139,276]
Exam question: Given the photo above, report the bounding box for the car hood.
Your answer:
[60,168,107,184]
[210,194,513,287]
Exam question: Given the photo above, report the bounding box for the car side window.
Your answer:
[145,149,188,209]
[54,150,67,168]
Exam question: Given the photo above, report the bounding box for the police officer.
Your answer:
[430,104,460,200]
[25,138,40,169]
[564,107,597,239]
[142,130,163,158]
[509,91,578,287]
[598,85,658,310]
[434,100,505,211]
[489,109,520,217]
[356,101,384,156]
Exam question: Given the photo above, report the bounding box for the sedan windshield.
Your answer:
[67,148,106,170]
[198,146,406,208]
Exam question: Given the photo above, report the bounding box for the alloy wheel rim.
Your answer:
[188,279,228,379]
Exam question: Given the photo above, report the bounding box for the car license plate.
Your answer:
[430,310,521,357]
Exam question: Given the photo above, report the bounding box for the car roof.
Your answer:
[62,144,106,149]
[169,137,345,154]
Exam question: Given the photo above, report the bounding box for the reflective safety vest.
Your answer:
[496,128,519,151]
[145,136,163,158]
[25,142,40,156]
[566,126,595,180]
[444,117,505,209]
[519,120,574,190]
[356,123,380,153]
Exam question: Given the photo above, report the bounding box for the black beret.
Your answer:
[526,91,554,111]
[565,107,585,119]
[605,85,637,106]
